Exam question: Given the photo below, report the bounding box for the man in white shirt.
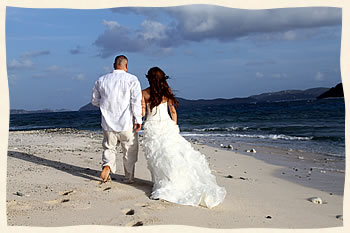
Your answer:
[91,55,142,183]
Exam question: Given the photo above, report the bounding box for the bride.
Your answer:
[141,67,226,208]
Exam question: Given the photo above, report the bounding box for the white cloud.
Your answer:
[94,19,145,57]
[272,73,288,79]
[56,88,72,93]
[184,49,195,56]
[21,50,50,58]
[70,45,83,55]
[256,72,264,78]
[315,71,325,81]
[7,73,17,85]
[103,66,112,73]
[7,58,33,70]
[32,73,46,79]
[73,73,86,81]
[46,65,60,72]
[103,20,121,30]
[94,6,341,57]
[139,20,167,40]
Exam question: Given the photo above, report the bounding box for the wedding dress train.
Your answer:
[142,102,226,208]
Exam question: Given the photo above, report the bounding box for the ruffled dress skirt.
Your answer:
[142,118,226,208]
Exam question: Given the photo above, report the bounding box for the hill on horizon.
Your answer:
[78,86,332,112]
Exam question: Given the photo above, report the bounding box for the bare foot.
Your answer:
[100,166,111,183]
[122,179,135,184]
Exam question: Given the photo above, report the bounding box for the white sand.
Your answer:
[6,129,344,228]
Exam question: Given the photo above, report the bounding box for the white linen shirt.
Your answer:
[91,69,142,132]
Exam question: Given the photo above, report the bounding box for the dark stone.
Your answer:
[126,209,135,215]
[132,221,143,226]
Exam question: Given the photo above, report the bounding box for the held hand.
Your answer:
[134,123,142,132]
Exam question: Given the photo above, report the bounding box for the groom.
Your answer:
[91,55,142,183]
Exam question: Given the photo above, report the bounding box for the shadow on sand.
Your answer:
[7,150,153,197]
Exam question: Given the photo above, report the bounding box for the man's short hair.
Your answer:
[114,55,128,68]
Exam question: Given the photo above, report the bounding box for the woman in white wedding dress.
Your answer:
[141,67,226,208]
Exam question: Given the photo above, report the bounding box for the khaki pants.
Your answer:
[102,128,138,181]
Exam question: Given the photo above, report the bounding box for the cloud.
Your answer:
[272,73,288,79]
[103,20,121,30]
[315,71,325,81]
[184,49,196,56]
[139,20,168,40]
[32,73,46,79]
[70,45,83,55]
[7,50,51,70]
[21,50,50,58]
[169,6,341,42]
[245,60,276,66]
[256,72,264,78]
[94,20,146,58]
[7,73,18,85]
[103,66,112,73]
[7,58,33,70]
[73,73,86,81]
[56,88,72,93]
[45,65,60,72]
[95,6,341,57]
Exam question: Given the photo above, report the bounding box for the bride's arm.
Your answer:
[168,100,177,124]
[141,91,146,117]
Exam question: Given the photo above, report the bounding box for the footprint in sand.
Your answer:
[134,203,150,208]
[44,199,61,205]
[125,221,144,227]
[60,190,75,196]
[121,208,135,215]
[7,200,31,210]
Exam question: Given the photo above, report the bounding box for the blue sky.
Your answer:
[6,5,342,110]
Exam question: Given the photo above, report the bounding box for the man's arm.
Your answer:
[91,80,101,107]
[130,79,142,131]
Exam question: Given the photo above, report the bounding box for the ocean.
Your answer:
[9,98,345,158]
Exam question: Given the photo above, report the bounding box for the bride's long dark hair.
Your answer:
[146,67,179,110]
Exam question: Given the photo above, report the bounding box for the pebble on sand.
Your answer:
[14,192,24,197]
[245,149,256,153]
[132,221,144,227]
[125,209,135,215]
[336,215,343,221]
[308,197,323,204]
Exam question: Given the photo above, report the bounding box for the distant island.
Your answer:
[10,83,343,114]
[317,83,343,99]
[10,108,72,115]
[78,84,342,111]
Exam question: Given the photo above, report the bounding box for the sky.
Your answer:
[5,5,342,111]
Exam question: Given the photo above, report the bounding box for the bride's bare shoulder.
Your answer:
[142,88,150,95]
[142,88,150,101]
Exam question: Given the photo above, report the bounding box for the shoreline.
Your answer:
[6,128,344,228]
[188,136,345,196]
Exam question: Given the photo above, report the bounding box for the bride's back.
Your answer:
[146,102,171,121]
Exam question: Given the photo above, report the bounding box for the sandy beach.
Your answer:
[6,128,344,228]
